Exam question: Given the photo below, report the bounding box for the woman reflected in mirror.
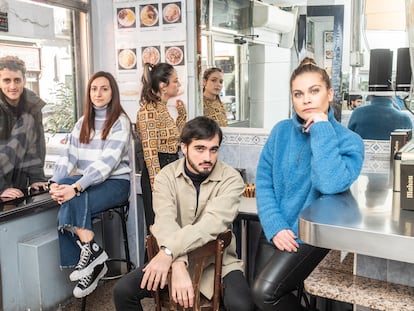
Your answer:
[202,67,228,127]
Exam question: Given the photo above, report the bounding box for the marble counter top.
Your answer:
[305,250,414,311]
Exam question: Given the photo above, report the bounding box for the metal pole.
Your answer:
[406,0,414,105]
[349,0,365,92]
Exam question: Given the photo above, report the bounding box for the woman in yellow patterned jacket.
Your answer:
[203,67,228,127]
[137,62,187,229]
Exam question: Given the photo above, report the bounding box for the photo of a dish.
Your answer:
[141,46,160,65]
[325,32,334,43]
[165,46,184,66]
[325,50,333,59]
[163,3,181,24]
[140,4,159,27]
[118,49,137,69]
[117,8,136,28]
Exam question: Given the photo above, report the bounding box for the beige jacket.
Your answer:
[151,157,244,299]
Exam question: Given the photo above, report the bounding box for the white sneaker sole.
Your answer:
[69,251,108,282]
[73,263,108,299]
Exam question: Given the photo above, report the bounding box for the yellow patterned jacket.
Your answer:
[137,100,187,190]
[203,96,228,127]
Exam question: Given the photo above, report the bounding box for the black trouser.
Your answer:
[141,152,179,231]
[252,232,329,311]
[113,267,255,311]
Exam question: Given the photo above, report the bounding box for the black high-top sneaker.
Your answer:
[69,240,108,281]
[73,262,108,298]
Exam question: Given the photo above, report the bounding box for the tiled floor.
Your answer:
[59,279,155,311]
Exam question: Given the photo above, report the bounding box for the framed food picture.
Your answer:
[165,45,185,66]
[117,7,136,29]
[162,2,182,24]
[141,46,161,65]
[118,48,137,70]
[140,4,159,27]
[323,31,334,77]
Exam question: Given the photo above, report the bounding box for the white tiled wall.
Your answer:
[219,127,269,183]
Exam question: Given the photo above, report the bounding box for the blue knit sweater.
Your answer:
[348,97,413,140]
[256,109,364,242]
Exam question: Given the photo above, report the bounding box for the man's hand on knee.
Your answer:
[171,261,194,308]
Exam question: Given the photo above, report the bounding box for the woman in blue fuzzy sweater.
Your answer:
[252,58,364,311]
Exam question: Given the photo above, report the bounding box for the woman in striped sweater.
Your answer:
[49,71,131,299]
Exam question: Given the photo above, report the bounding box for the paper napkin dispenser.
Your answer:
[393,139,414,210]
[390,129,412,164]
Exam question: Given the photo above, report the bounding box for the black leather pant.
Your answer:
[252,232,329,311]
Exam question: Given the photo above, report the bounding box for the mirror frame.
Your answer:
[299,5,345,114]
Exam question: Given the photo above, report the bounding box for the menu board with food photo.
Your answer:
[117,7,136,29]
[165,45,184,66]
[118,48,137,70]
[140,3,159,27]
[141,46,160,65]
[162,2,181,24]
[323,31,334,77]
[113,1,187,123]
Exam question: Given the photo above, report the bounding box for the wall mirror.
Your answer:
[348,0,409,94]
[197,0,414,128]
[341,0,413,125]
[298,5,344,119]
[198,0,345,128]
[198,0,413,129]
[199,0,250,127]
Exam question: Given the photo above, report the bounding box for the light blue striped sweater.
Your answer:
[52,105,131,191]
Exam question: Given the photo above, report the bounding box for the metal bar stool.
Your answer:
[80,201,135,311]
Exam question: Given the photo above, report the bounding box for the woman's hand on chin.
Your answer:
[303,112,328,133]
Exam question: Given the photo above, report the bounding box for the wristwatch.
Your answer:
[161,246,173,257]
[73,186,81,197]
[47,180,56,188]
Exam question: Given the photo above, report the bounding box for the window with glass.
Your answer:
[200,0,250,126]
[0,0,90,177]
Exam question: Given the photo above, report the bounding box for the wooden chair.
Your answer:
[145,230,232,311]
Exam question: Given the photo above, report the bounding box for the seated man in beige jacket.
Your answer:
[113,116,254,311]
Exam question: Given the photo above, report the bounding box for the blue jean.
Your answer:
[57,175,130,268]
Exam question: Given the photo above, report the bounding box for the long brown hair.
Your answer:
[290,57,331,90]
[79,71,126,144]
[140,62,175,106]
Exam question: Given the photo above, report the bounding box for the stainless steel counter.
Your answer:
[299,172,414,263]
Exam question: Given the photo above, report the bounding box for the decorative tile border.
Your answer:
[362,140,391,173]
[222,128,269,146]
